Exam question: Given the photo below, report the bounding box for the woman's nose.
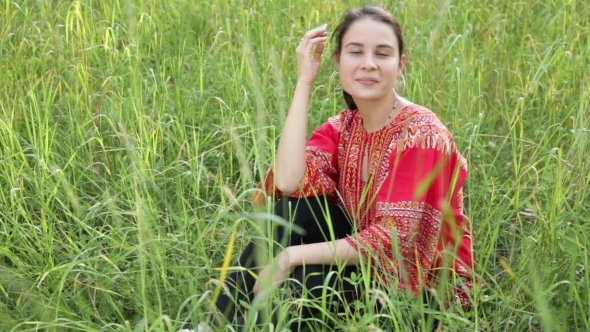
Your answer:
[361,54,377,70]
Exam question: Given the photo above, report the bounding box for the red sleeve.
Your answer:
[254,116,341,203]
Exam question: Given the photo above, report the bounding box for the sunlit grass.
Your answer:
[0,0,589,331]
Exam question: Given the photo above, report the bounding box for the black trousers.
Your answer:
[214,196,358,331]
[212,196,441,331]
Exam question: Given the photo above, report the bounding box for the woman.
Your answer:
[191,5,475,332]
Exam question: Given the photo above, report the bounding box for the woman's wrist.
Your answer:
[295,80,314,91]
[281,246,299,269]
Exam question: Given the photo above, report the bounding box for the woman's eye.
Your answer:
[377,53,389,57]
[350,51,361,54]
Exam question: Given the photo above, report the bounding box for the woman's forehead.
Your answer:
[342,19,398,47]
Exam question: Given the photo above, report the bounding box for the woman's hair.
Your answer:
[332,6,405,110]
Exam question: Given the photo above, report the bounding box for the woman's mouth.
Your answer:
[357,78,378,85]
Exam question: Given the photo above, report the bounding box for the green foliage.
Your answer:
[0,0,589,330]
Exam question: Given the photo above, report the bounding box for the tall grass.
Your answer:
[0,0,588,331]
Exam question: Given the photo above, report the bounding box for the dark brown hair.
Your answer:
[332,6,405,110]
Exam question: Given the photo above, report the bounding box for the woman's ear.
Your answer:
[399,54,406,68]
[398,54,406,75]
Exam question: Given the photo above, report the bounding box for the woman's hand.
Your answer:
[252,248,294,296]
[296,24,328,86]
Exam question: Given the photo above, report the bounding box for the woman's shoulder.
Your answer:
[404,104,446,126]
[322,108,357,132]
[402,104,457,153]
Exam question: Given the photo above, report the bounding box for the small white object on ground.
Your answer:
[177,322,213,332]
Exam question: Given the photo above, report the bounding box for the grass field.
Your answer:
[1,0,589,331]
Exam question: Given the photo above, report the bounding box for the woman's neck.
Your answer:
[356,93,399,134]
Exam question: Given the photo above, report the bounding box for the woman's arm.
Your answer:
[252,239,359,295]
[285,239,360,266]
[274,83,312,194]
[274,25,327,194]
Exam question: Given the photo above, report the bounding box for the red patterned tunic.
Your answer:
[258,104,475,306]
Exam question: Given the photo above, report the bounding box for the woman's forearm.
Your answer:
[285,239,360,267]
[274,82,312,194]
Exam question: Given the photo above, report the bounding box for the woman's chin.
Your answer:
[350,91,389,103]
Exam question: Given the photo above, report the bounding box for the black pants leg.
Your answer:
[282,263,359,331]
[214,196,357,330]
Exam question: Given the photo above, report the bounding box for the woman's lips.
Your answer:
[357,78,378,85]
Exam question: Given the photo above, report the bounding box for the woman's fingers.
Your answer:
[297,36,327,60]
[296,24,328,84]
[313,39,325,62]
[302,24,327,41]
[298,24,327,48]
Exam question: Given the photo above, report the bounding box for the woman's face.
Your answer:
[337,18,405,103]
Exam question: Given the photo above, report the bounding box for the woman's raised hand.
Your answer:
[296,24,328,86]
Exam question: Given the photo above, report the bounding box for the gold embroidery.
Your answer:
[294,146,337,197]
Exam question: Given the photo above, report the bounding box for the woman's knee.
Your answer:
[287,265,345,299]
[271,196,321,247]
[274,196,352,243]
